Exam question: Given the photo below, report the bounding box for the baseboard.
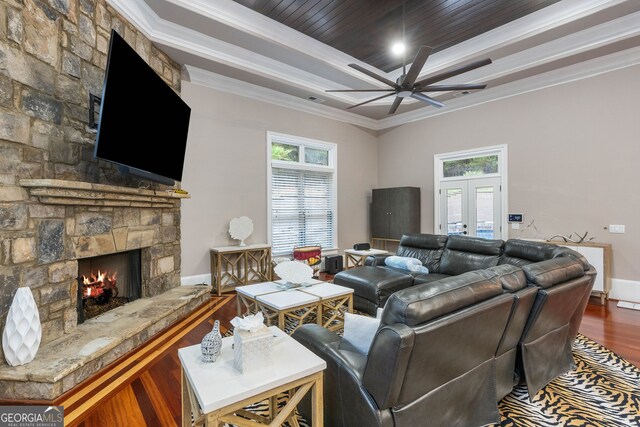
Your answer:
[610,278,640,303]
[181,273,212,286]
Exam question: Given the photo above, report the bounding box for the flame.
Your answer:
[81,270,117,300]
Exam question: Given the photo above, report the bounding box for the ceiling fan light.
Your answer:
[397,90,412,98]
[391,42,405,56]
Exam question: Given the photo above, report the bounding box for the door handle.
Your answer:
[463,231,468,235]
[463,224,467,228]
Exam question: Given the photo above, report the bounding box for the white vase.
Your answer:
[2,287,42,366]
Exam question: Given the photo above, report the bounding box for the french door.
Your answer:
[435,145,507,240]
[440,178,502,239]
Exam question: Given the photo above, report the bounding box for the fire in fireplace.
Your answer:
[77,250,142,323]
[82,270,119,303]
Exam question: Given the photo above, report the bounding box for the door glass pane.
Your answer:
[272,142,299,162]
[305,147,329,165]
[446,188,463,235]
[475,186,494,239]
[443,155,498,178]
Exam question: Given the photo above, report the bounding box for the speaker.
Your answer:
[324,255,343,274]
[353,242,371,251]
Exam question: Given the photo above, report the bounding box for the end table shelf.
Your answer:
[210,244,272,296]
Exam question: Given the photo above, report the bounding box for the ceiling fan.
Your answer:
[327,45,492,114]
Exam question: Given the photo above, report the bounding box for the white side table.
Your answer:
[343,249,389,269]
[179,326,326,426]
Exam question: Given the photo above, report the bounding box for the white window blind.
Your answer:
[271,167,335,255]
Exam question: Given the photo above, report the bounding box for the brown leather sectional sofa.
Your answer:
[292,234,596,427]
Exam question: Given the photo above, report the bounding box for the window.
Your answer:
[268,132,337,256]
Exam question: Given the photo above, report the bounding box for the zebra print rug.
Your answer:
[496,334,640,426]
[219,332,638,426]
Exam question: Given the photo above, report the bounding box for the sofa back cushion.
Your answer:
[438,235,503,275]
[481,264,527,292]
[521,257,585,289]
[381,269,504,326]
[396,233,448,272]
[499,239,558,267]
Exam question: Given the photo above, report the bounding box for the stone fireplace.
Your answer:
[0,0,212,401]
[0,180,210,400]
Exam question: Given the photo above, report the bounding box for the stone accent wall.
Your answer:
[0,0,185,366]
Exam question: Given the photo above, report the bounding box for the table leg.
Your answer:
[316,302,323,326]
[311,373,324,427]
[269,394,278,421]
[348,294,353,313]
[181,369,190,427]
[278,311,285,331]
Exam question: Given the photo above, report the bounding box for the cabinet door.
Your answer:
[389,187,420,240]
[371,189,390,238]
[576,246,604,292]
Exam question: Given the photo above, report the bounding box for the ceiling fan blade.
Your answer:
[417,84,487,92]
[347,92,396,109]
[414,58,492,88]
[388,97,403,114]
[411,92,445,108]
[326,89,396,92]
[349,63,398,88]
[403,46,433,86]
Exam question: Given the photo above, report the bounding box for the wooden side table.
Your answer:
[210,244,272,296]
[179,326,325,427]
[344,248,389,269]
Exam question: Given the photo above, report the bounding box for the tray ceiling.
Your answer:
[108,0,640,130]
[231,0,561,73]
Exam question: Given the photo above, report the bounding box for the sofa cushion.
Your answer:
[499,239,558,267]
[521,257,585,289]
[412,273,451,286]
[382,270,504,327]
[333,267,413,305]
[396,233,448,272]
[482,264,528,292]
[552,246,590,270]
[439,235,503,275]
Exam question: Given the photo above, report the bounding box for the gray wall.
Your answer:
[377,64,640,281]
[180,82,378,279]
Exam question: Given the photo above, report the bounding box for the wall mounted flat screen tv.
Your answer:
[95,30,191,185]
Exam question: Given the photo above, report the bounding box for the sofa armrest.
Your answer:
[292,324,394,427]
[365,254,391,266]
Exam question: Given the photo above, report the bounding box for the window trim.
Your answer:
[267,131,338,257]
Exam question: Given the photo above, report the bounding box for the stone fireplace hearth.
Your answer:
[0,179,210,400]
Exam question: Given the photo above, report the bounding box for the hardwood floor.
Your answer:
[581,297,640,367]
[55,294,640,426]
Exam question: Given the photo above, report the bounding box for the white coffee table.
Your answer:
[257,289,321,331]
[300,283,355,332]
[179,326,326,426]
[344,248,389,269]
[237,281,354,333]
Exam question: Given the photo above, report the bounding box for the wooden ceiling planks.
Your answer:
[232,0,561,72]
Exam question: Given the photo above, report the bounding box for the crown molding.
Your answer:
[184,65,379,130]
[108,0,637,107]
[106,0,640,131]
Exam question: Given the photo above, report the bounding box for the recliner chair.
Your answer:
[293,270,517,427]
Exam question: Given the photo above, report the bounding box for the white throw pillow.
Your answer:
[343,312,381,355]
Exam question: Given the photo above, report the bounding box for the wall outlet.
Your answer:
[609,224,625,234]
[511,223,520,230]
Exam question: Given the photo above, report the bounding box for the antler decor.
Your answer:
[546,231,594,244]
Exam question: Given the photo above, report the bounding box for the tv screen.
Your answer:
[95,30,191,184]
